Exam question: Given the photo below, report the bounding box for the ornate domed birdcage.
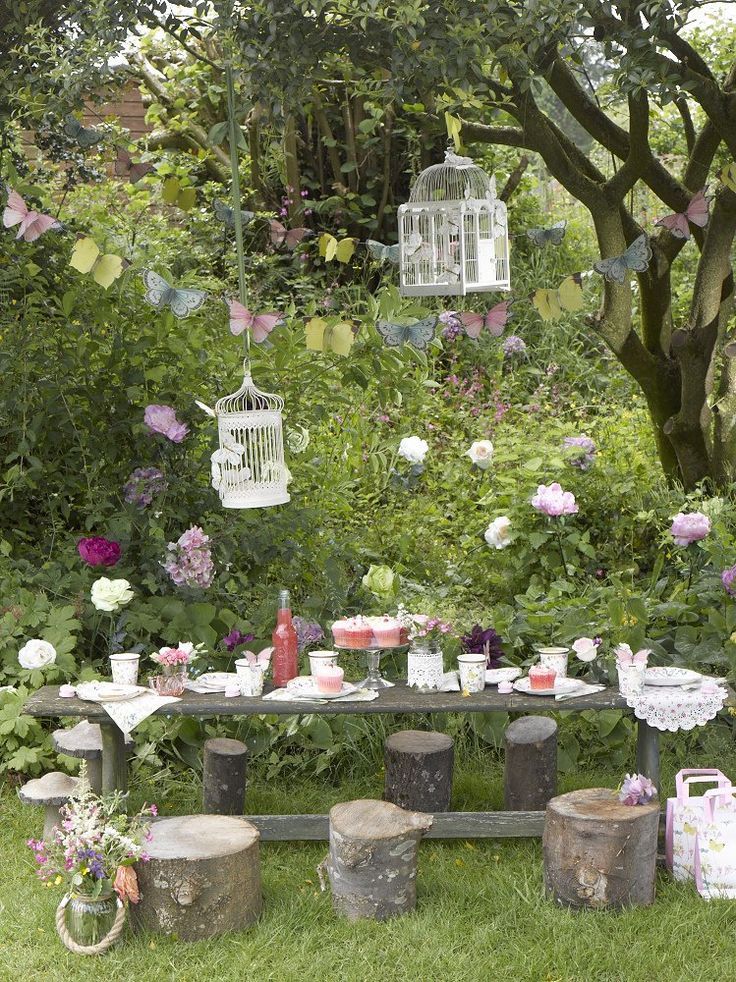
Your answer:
[398,150,510,296]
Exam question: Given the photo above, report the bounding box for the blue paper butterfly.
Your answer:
[214,198,255,228]
[526,220,566,247]
[593,234,652,284]
[376,317,437,351]
[141,270,208,319]
[366,240,401,264]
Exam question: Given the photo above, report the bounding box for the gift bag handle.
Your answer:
[702,786,736,822]
[676,769,730,800]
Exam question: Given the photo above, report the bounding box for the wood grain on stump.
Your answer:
[384,729,454,812]
[504,715,557,810]
[325,799,432,921]
[133,815,261,940]
[543,788,659,909]
[203,737,248,815]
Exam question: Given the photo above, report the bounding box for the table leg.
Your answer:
[636,719,660,786]
[100,721,128,797]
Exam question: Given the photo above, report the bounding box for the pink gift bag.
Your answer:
[665,768,731,881]
[694,788,736,899]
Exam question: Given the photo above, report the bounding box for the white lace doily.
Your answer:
[625,684,728,732]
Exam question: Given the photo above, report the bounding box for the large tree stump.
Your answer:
[384,729,454,812]
[543,788,659,909]
[323,799,432,921]
[504,715,557,810]
[133,815,261,940]
[202,737,248,815]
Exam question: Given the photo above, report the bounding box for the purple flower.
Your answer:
[293,616,324,653]
[163,525,215,589]
[222,628,255,652]
[144,405,189,443]
[563,435,596,471]
[619,773,657,806]
[77,536,121,568]
[123,467,167,508]
[723,565,736,597]
[670,511,711,547]
[439,311,463,340]
[460,624,504,668]
[531,482,578,517]
[503,335,526,357]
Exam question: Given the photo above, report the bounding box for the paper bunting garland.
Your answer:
[269,219,309,249]
[318,232,355,263]
[161,177,197,212]
[593,234,652,284]
[655,188,709,240]
[458,301,513,338]
[141,270,207,318]
[526,221,566,247]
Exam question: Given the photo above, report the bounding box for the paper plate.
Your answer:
[76,682,148,703]
[643,667,701,687]
[286,676,358,699]
[513,676,580,697]
[195,672,239,691]
[485,667,522,685]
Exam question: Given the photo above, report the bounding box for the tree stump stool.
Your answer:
[323,799,433,921]
[543,788,660,909]
[52,721,133,794]
[504,715,557,810]
[384,730,454,812]
[18,772,79,840]
[133,815,261,940]
[202,737,248,814]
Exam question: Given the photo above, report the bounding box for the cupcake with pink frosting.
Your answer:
[315,665,344,693]
[331,619,349,647]
[344,616,374,649]
[371,616,401,647]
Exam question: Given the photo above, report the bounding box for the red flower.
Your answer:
[114,865,140,904]
[78,536,121,568]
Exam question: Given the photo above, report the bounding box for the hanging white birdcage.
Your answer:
[398,150,511,297]
[211,372,290,509]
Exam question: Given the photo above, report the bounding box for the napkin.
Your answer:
[101,692,181,734]
[555,681,606,702]
[261,688,380,704]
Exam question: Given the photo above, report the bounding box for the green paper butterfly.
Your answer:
[141,270,207,319]
[366,240,400,264]
[526,220,566,248]
[376,316,437,352]
[214,198,255,227]
[63,115,104,148]
[594,234,652,283]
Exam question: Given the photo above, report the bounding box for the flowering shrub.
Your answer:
[90,578,134,613]
[292,617,324,652]
[531,482,578,517]
[563,435,596,471]
[460,625,504,668]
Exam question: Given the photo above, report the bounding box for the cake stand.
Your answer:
[335,644,409,690]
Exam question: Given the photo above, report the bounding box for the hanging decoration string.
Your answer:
[225,61,251,376]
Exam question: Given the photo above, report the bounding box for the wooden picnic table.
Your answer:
[24,683,728,841]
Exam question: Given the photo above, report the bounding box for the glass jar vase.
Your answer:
[149,670,187,696]
[407,640,444,691]
[59,889,120,950]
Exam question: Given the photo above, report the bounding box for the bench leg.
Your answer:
[636,719,660,787]
[100,721,128,798]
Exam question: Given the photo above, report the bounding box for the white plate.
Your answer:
[195,672,239,691]
[643,667,702,687]
[76,682,148,703]
[486,667,522,685]
[286,676,358,700]
[513,676,581,697]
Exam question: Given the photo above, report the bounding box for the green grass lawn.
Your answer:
[3,752,736,982]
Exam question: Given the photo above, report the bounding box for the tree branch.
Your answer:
[605,91,651,200]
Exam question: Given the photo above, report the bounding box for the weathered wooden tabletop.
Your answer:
[24,682,631,719]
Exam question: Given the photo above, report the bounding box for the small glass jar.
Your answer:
[407,640,444,691]
[149,671,187,696]
[61,889,119,949]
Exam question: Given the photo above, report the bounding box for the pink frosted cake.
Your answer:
[331,619,349,646]
[315,665,344,693]
[343,616,374,649]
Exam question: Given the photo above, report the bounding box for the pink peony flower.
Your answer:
[144,405,189,443]
[531,482,578,517]
[77,536,121,568]
[669,511,711,546]
[619,773,657,806]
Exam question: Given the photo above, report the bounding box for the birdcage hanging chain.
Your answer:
[225,61,252,377]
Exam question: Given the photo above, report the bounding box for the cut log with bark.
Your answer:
[52,720,133,794]
[133,815,261,940]
[202,737,247,815]
[384,729,454,812]
[504,715,558,811]
[323,799,432,921]
[543,788,659,909]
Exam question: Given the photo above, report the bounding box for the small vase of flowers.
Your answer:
[149,641,201,696]
[402,612,454,691]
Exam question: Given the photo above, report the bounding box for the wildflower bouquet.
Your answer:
[27,765,157,903]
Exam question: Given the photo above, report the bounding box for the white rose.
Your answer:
[467,440,494,470]
[91,577,135,612]
[18,639,57,670]
[484,516,512,550]
[572,637,599,662]
[286,426,310,454]
[398,436,429,465]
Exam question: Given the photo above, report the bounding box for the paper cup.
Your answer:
[457,653,486,693]
[110,652,140,685]
[617,664,645,697]
[309,650,339,675]
[537,646,569,678]
[235,660,264,697]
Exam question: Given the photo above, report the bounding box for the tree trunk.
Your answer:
[504,716,557,811]
[284,113,302,219]
[384,730,454,812]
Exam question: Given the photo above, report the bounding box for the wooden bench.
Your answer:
[25,683,732,840]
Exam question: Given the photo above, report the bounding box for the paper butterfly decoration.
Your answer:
[161,177,196,212]
[655,189,709,239]
[69,237,125,289]
[376,316,437,352]
[141,270,208,319]
[527,220,566,248]
[214,198,255,227]
[532,274,584,321]
[228,299,281,343]
[614,644,651,666]
[3,189,60,242]
[319,233,356,263]
[305,317,355,357]
[243,646,273,670]
[593,234,652,283]
[211,443,249,491]
[63,114,104,148]
[718,162,736,194]
[194,399,217,418]
[459,300,513,339]
[269,219,309,249]
[366,240,400,264]
[116,149,153,184]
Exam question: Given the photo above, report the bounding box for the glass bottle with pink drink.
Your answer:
[272,589,298,687]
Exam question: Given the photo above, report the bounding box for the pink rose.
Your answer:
[531,482,578,517]
[144,405,189,443]
[669,511,711,546]
[78,536,121,567]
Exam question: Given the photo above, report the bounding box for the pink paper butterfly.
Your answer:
[655,188,709,240]
[459,300,514,339]
[243,646,273,670]
[228,300,281,343]
[269,219,309,249]
[3,189,60,242]
[614,644,651,666]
